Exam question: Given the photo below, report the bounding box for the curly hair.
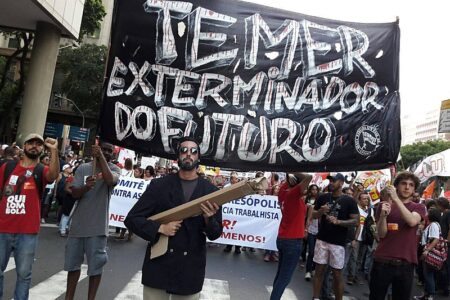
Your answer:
[393,171,420,190]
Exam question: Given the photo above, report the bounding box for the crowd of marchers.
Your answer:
[0,135,449,300]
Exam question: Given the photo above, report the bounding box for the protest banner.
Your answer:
[99,0,400,172]
[109,176,150,228]
[414,149,450,183]
[214,194,281,251]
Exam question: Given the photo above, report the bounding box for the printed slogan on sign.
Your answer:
[109,177,150,227]
[99,0,401,171]
[109,178,281,250]
[215,194,281,251]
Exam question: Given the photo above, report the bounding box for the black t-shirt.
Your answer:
[314,193,359,246]
[440,210,450,240]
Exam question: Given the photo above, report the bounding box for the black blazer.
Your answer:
[124,174,222,295]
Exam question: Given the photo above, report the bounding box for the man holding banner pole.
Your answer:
[64,142,120,300]
[124,137,222,300]
[270,172,312,300]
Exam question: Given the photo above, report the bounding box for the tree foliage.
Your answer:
[400,139,450,169]
[0,0,106,141]
[79,0,107,40]
[58,44,107,114]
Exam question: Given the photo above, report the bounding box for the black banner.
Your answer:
[99,0,400,172]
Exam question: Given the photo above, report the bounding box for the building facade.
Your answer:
[401,107,450,146]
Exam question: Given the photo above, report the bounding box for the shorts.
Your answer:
[313,239,345,270]
[64,236,108,276]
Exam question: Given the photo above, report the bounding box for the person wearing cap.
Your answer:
[311,173,359,300]
[0,133,59,300]
[124,137,222,300]
[63,141,121,300]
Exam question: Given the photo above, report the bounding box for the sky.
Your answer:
[244,0,450,117]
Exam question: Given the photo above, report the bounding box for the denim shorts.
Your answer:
[64,236,108,276]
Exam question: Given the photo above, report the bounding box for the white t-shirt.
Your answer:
[121,169,134,177]
[356,206,370,241]
[307,200,319,235]
[421,222,441,246]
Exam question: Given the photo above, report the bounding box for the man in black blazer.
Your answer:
[125,137,222,300]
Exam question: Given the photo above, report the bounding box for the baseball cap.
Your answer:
[1,144,8,150]
[327,173,345,182]
[23,133,44,144]
[62,164,72,171]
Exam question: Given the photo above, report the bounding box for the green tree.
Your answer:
[58,43,107,114]
[79,0,107,40]
[0,0,106,140]
[400,139,450,169]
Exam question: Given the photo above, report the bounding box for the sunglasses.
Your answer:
[179,146,198,155]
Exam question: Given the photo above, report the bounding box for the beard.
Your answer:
[24,148,42,160]
[178,157,199,171]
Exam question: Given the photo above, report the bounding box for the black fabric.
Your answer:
[362,206,375,246]
[180,178,198,203]
[314,193,359,246]
[98,0,401,172]
[56,174,68,201]
[31,163,45,200]
[124,174,222,295]
[369,261,414,300]
[440,210,450,240]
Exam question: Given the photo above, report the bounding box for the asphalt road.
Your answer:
[1,224,446,300]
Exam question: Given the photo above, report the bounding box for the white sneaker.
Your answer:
[41,218,46,224]
[305,272,312,281]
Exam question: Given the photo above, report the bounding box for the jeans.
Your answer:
[347,241,367,279]
[270,238,303,300]
[422,261,437,296]
[369,260,414,300]
[0,233,38,300]
[363,244,374,280]
[59,214,70,234]
[306,233,317,272]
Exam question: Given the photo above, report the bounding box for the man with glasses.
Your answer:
[125,137,222,300]
[64,142,120,300]
[0,133,60,300]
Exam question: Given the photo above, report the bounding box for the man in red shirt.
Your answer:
[0,133,59,300]
[270,172,312,300]
[369,171,426,300]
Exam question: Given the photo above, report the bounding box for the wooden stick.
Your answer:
[92,136,99,176]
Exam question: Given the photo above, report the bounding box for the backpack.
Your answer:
[362,207,377,246]
[0,160,45,200]
[56,174,67,200]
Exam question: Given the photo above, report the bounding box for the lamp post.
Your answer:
[54,94,85,129]
[54,94,88,155]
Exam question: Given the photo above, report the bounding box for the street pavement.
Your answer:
[1,224,447,300]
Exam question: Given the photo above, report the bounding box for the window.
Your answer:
[7,38,19,49]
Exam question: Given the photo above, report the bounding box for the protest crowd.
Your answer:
[0,136,448,300]
[1,0,430,299]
